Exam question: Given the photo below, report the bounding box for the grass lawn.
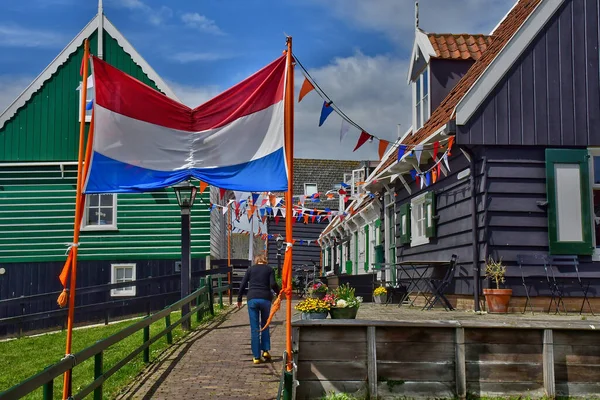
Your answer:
[0,305,227,399]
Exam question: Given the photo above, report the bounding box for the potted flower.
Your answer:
[373,286,387,304]
[326,284,363,319]
[295,298,330,320]
[308,282,328,299]
[482,257,512,313]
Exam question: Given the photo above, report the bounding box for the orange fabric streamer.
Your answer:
[58,251,74,288]
[261,248,293,332]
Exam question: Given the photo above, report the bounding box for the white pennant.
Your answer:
[222,206,228,215]
[340,119,350,142]
[282,209,287,218]
[420,174,425,189]
[414,144,423,165]
[234,191,246,205]
[390,174,399,183]
[443,153,450,171]
[299,195,306,206]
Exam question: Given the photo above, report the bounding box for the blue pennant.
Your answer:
[397,145,407,161]
[319,101,335,127]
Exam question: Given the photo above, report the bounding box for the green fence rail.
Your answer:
[0,273,231,400]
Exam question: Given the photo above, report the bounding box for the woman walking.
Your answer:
[237,254,280,364]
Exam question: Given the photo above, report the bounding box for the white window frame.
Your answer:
[111,263,136,297]
[351,168,365,196]
[82,194,118,231]
[589,148,600,261]
[304,183,318,196]
[410,193,429,247]
[78,77,94,123]
[384,192,396,282]
[412,66,430,131]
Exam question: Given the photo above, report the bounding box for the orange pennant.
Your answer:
[432,169,438,184]
[298,77,315,102]
[199,181,209,194]
[378,139,390,160]
[447,136,455,156]
[303,214,309,224]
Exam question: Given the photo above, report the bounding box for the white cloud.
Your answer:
[0,75,33,114]
[309,0,516,45]
[294,51,410,160]
[166,80,222,108]
[181,13,224,35]
[0,24,67,48]
[168,52,232,64]
[108,0,173,26]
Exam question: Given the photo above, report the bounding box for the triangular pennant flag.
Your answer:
[425,172,431,187]
[415,174,420,187]
[443,153,450,171]
[378,139,390,160]
[353,131,371,152]
[299,195,306,206]
[447,136,455,156]
[222,206,228,215]
[415,144,423,165]
[298,77,315,102]
[234,191,246,204]
[269,194,277,207]
[281,209,286,218]
[437,162,441,178]
[398,145,407,161]
[199,181,209,194]
[85,99,94,111]
[340,119,350,142]
[219,188,227,199]
[251,193,260,205]
[433,141,440,160]
[410,169,417,180]
[304,214,310,224]
[319,101,335,127]
[275,216,280,225]
[420,174,425,189]
[432,169,438,184]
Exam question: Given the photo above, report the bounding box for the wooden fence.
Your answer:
[292,319,600,399]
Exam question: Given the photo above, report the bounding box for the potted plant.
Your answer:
[308,282,328,299]
[483,257,513,313]
[295,298,330,320]
[326,283,363,319]
[373,286,387,304]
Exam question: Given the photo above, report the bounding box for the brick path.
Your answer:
[118,303,289,400]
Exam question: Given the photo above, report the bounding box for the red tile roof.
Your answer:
[428,33,493,61]
[373,0,541,177]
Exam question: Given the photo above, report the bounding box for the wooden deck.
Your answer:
[291,305,600,399]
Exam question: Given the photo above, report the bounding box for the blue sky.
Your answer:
[0,0,515,160]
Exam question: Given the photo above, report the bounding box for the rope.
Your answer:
[64,242,79,256]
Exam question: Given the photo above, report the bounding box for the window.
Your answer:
[411,193,429,247]
[591,150,600,259]
[111,263,136,297]
[78,76,94,123]
[413,66,430,130]
[398,191,436,247]
[304,183,318,196]
[546,149,593,255]
[351,168,365,196]
[82,194,117,231]
[385,193,396,282]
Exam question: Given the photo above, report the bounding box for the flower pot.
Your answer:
[329,307,358,319]
[310,292,326,300]
[301,311,328,320]
[483,288,513,313]
[374,294,387,304]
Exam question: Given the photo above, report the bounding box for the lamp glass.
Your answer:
[174,184,198,208]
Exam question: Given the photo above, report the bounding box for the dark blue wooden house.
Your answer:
[321,0,600,312]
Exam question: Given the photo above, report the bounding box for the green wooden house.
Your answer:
[0,5,224,325]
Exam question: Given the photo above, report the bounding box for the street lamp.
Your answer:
[276,236,284,278]
[173,181,197,331]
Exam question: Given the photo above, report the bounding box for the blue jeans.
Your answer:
[247,298,271,359]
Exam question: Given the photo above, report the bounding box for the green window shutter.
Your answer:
[398,203,411,245]
[425,191,437,238]
[545,149,593,255]
[364,225,370,272]
[375,219,382,245]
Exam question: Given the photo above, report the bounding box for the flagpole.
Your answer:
[284,36,295,373]
[63,39,90,399]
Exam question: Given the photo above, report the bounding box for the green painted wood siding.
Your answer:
[0,30,161,162]
[0,165,211,263]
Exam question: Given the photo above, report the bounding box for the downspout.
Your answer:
[462,146,481,311]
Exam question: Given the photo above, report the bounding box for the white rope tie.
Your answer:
[285,242,293,252]
[65,243,79,255]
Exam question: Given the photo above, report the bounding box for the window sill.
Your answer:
[81,225,118,232]
[410,237,430,247]
[111,291,136,297]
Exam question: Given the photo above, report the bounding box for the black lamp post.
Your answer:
[174,181,197,331]
[276,237,284,278]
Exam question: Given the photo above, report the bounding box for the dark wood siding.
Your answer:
[482,146,598,295]
[0,257,207,336]
[457,0,600,146]
[394,150,485,295]
[430,59,474,112]
[267,219,327,270]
